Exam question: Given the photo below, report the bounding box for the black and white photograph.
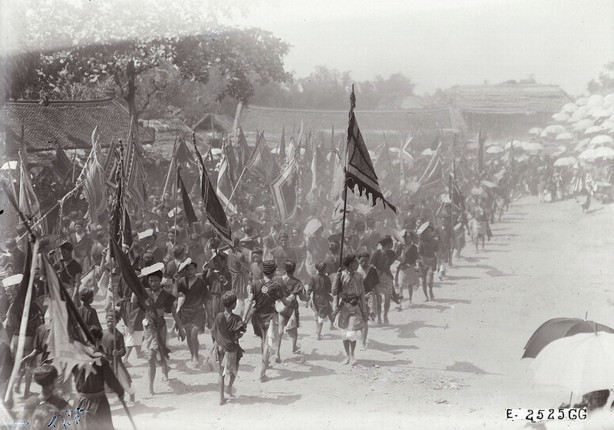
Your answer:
[0,0,613,428]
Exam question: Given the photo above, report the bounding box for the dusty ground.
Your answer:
[18,195,614,429]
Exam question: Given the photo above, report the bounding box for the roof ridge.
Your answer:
[245,105,451,114]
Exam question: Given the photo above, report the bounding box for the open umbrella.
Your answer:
[530,332,614,394]
[574,138,591,152]
[576,97,588,106]
[421,148,435,156]
[561,103,578,113]
[0,161,18,171]
[604,93,614,107]
[573,118,594,132]
[486,146,504,154]
[583,125,604,136]
[552,112,569,122]
[587,94,604,107]
[590,146,614,159]
[590,108,611,119]
[555,132,574,141]
[543,124,566,135]
[523,318,614,359]
[553,157,577,167]
[522,142,544,152]
[589,135,614,146]
[528,127,543,135]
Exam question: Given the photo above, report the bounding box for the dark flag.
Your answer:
[193,137,233,246]
[177,167,198,224]
[478,130,486,174]
[449,164,465,212]
[246,132,280,185]
[271,157,299,223]
[109,237,149,308]
[175,137,195,166]
[110,166,123,245]
[123,209,133,248]
[344,89,396,212]
[53,146,73,180]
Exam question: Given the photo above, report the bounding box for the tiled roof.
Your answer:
[446,85,573,115]
[0,98,154,152]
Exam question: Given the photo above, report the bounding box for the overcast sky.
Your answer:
[232,0,614,97]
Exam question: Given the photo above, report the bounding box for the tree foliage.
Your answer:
[1,0,290,118]
[251,66,415,110]
[587,61,614,94]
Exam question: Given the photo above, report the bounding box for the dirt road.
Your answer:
[102,197,613,429]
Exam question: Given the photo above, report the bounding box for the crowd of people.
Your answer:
[0,132,606,429]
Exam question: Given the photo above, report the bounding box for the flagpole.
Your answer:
[161,133,179,200]
[449,159,455,266]
[338,85,355,280]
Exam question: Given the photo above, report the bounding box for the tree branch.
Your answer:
[137,78,168,117]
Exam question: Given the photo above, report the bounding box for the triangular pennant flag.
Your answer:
[345,92,396,212]
[216,144,238,215]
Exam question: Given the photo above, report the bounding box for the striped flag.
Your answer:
[416,142,444,194]
[43,254,103,380]
[270,157,299,223]
[236,127,249,172]
[216,144,238,215]
[77,127,106,224]
[193,137,233,246]
[124,120,148,208]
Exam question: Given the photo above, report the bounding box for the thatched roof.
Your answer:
[142,118,208,158]
[238,105,463,137]
[0,97,154,153]
[192,113,234,133]
[447,84,573,115]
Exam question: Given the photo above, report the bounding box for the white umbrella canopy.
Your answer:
[572,118,594,131]
[587,94,604,107]
[601,120,614,132]
[528,127,543,135]
[421,148,435,156]
[590,146,614,159]
[575,96,588,106]
[604,93,614,107]
[574,138,591,152]
[590,108,611,119]
[583,125,604,136]
[486,146,504,154]
[504,141,520,149]
[589,135,614,146]
[543,124,567,135]
[553,156,577,167]
[523,142,544,153]
[555,132,574,141]
[561,102,578,113]
[530,332,614,394]
[0,161,18,170]
[552,112,569,122]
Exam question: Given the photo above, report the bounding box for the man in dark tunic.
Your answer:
[73,327,125,430]
[277,259,308,361]
[243,260,290,382]
[370,235,398,326]
[22,365,71,430]
[203,254,232,331]
[357,251,379,349]
[212,291,246,405]
[306,262,334,340]
[270,233,299,276]
[54,241,82,300]
[77,289,102,332]
[142,270,185,396]
[176,259,208,366]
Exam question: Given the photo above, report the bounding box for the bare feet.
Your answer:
[350,357,357,366]
[274,356,282,364]
[342,357,350,365]
[219,397,227,405]
[259,375,270,382]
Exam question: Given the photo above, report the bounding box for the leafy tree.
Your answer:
[587,61,614,94]
[1,0,291,120]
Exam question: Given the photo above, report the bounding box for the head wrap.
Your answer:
[262,260,277,275]
[172,245,185,258]
[33,365,58,386]
[252,248,263,256]
[79,289,94,301]
[357,250,370,259]
[343,254,357,267]
[278,232,289,240]
[315,262,327,274]
[284,259,296,273]
[147,270,164,280]
[221,291,237,308]
[59,241,74,252]
[379,234,393,247]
